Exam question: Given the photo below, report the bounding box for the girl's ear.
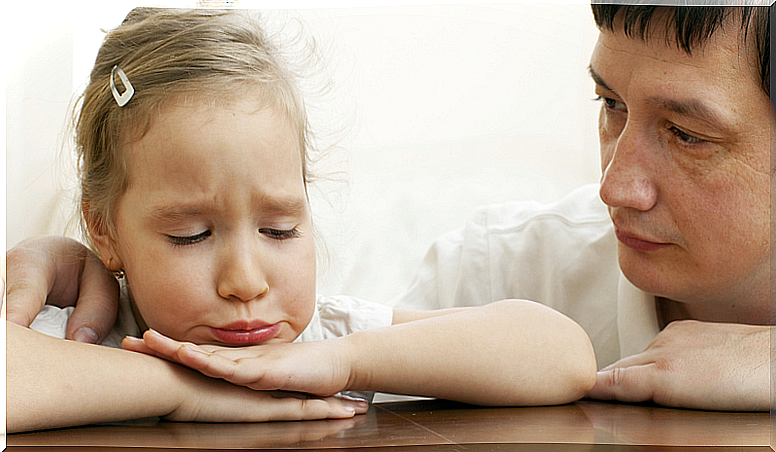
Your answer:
[83,199,124,272]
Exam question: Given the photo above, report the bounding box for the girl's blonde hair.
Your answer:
[75,8,312,252]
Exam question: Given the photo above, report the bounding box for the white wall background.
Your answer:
[5,2,602,304]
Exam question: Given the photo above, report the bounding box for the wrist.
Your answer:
[151,357,204,419]
[339,332,373,392]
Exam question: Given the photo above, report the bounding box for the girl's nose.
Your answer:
[216,241,269,302]
[599,127,658,212]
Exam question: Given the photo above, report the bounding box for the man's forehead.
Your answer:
[591,25,750,84]
[596,6,751,53]
[596,8,760,76]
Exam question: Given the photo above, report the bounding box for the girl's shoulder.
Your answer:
[295,295,393,342]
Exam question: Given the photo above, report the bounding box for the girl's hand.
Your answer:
[167,370,369,423]
[123,329,356,398]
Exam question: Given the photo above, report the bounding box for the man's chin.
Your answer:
[617,252,691,302]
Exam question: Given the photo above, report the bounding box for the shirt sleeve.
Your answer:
[294,295,393,403]
[296,295,393,343]
[389,184,616,312]
[29,305,74,339]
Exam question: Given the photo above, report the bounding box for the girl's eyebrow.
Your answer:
[145,204,209,224]
[256,195,308,217]
[145,195,308,223]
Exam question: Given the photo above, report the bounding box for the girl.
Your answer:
[7,8,596,433]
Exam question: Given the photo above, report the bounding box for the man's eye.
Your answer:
[594,95,626,112]
[260,228,300,240]
[669,126,704,145]
[167,231,211,246]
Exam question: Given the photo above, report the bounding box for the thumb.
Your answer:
[4,248,52,327]
[586,364,659,404]
[64,253,119,344]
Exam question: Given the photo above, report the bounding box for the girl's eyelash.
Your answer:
[167,228,299,246]
[168,231,211,247]
[260,227,300,240]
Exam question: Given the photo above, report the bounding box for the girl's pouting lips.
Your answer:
[210,322,281,345]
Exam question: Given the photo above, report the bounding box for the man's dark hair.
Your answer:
[591,5,771,99]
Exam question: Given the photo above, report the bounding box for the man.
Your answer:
[4,5,773,411]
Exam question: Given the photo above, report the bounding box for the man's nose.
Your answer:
[599,126,658,212]
[216,239,269,302]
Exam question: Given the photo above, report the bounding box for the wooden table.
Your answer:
[7,399,773,451]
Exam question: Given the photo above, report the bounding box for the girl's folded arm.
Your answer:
[346,299,597,406]
[7,321,187,432]
[6,321,365,433]
[123,299,596,407]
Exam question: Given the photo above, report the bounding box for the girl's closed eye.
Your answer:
[260,227,300,240]
[167,230,211,247]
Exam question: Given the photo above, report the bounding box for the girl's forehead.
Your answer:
[160,90,279,120]
[129,90,299,150]
[123,96,304,187]
[122,82,304,155]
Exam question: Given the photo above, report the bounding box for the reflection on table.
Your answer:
[6,399,772,451]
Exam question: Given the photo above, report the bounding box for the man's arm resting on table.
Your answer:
[586,320,771,411]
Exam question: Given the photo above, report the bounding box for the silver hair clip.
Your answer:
[110,65,134,107]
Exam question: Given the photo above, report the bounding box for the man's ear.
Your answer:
[83,199,123,272]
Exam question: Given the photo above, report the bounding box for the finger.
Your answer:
[65,253,119,343]
[122,336,173,360]
[586,363,660,403]
[5,237,100,328]
[123,335,226,372]
[165,388,367,423]
[142,329,200,358]
[142,329,282,389]
[262,394,368,421]
[4,241,56,326]
[141,330,241,380]
[597,351,655,373]
[176,344,243,379]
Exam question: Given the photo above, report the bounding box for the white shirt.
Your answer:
[390,183,659,368]
[31,292,394,346]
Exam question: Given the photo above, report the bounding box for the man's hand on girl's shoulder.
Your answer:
[4,235,119,343]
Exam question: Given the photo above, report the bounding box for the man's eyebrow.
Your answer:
[588,65,733,132]
[588,66,616,94]
[647,97,732,131]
